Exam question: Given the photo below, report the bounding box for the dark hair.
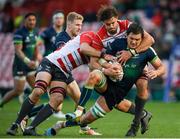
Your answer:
[97,5,118,21]
[24,12,36,19]
[126,23,144,38]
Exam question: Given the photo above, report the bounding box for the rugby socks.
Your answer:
[78,86,94,107]
[80,109,88,128]
[127,103,146,118]
[134,96,147,124]
[15,97,35,124]
[28,104,45,118]
[30,104,55,128]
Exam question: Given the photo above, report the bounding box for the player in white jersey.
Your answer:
[6,31,121,136]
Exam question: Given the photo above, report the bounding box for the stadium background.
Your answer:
[0,0,180,137]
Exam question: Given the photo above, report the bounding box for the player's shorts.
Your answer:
[36,58,72,83]
[100,78,127,110]
[13,60,36,78]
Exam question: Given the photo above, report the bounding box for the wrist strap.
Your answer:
[23,57,30,64]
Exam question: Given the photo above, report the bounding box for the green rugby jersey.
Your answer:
[13,26,38,63]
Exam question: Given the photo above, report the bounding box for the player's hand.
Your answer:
[147,70,158,79]
[117,50,132,65]
[103,54,116,61]
[104,67,121,77]
[27,61,37,69]
[104,62,122,77]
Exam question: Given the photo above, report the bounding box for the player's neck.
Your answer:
[66,29,74,39]
[54,25,63,33]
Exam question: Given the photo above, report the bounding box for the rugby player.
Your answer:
[46,23,165,137]
[0,13,39,108]
[6,31,119,136]
[66,6,154,136]
[24,11,100,135]
[36,11,65,60]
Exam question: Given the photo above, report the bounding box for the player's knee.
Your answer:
[29,88,44,102]
[90,102,107,119]
[49,87,66,110]
[117,99,132,112]
[49,94,64,110]
[87,70,102,85]
[136,79,148,89]
[89,71,100,81]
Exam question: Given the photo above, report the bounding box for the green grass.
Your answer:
[0,99,180,138]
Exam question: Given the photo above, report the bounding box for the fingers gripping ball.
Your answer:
[98,58,124,82]
[109,61,124,82]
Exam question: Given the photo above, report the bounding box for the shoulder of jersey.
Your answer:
[97,25,108,40]
[118,20,130,32]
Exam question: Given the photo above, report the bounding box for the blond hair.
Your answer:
[67,12,84,23]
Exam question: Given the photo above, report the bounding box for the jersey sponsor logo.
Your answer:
[124,64,137,68]
[51,36,56,44]
[25,36,30,43]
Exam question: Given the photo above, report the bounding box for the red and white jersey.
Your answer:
[97,20,131,49]
[46,31,99,73]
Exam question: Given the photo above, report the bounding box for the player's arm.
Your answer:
[80,42,101,57]
[147,48,165,79]
[136,31,154,53]
[15,43,36,69]
[147,57,165,79]
[14,33,36,69]
[80,42,115,61]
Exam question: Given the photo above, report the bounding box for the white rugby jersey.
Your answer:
[46,31,99,74]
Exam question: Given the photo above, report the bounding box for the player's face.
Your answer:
[54,16,65,27]
[103,16,119,35]
[127,33,142,49]
[70,19,83,37]
[25,15,36,30]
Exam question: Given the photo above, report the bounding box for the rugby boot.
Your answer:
[23,126,41,136]
[6,123,19,136]
[141,111,152,134]
[125,121,139,137]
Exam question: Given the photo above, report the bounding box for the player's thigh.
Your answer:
[13,77,26,92]
[35,71,52,84]
[67,80,81,104]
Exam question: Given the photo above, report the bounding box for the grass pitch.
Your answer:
[0,98,180,138]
